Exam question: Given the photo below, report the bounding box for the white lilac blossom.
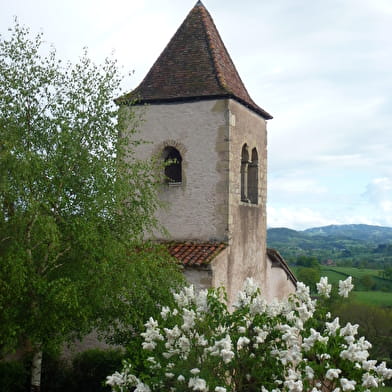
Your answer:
[164,325,182,347]
[196,333,208,347]
[188,376,208,391]
[326,369,342,380]
[305,366,315,380]
[340,378,356,391]
[362,373,378,388]
[250,295,267,315]
[106,371,127,387]
[208,334,234,363]
[375,362,392,379]
[339,323,359,339]
[182,308,196,331]
[340,337,371,363]
[326,317,340,336]
[284,369,303,392]
[160,306,170,320]
[254,326,269,344]
[195,289,208,313]
[295,282,311,302]
[338,277,354,298]
[316,277,332,298]
[134,383,151,392]
[141,318,163,351]
[302,328,328,351]
[173,285,195,307]
[107,279,392,392]
[177,335,191,356]
[237,336,250,350]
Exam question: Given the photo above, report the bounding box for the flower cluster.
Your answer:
[107,276,391,392]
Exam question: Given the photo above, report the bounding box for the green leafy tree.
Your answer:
[359,275,376,291]
[336,303,392,362]
[0,21,183,391]
[295,255,320,269]
[296,267,321,293]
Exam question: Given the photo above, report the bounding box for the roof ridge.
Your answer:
[200,6,227,91]
[200,5,245,97]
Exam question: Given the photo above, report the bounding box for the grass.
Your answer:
[376,387,392,392]
[352,291,392,307]
[320,266,392,291]
[290,266,392,307]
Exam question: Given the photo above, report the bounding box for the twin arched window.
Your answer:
[241,144,258,204]
[162,146,182,184]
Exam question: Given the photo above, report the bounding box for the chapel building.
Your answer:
[118,0,296,304]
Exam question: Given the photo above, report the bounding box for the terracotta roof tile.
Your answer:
[118,1,272,120]
[167,242,227,267]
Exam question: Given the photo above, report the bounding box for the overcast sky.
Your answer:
[1,0,391,230]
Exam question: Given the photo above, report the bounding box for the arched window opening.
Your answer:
[162,146,182,184]
[248,148,258,204]
[240,144,249,202]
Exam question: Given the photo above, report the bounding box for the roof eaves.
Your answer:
[267,248,297,286]
[117,94,273,120]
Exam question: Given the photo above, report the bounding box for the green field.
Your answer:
[319,266,392,291]
[376,387,392,392]
[291,266,392,307]
[352,291,392,307]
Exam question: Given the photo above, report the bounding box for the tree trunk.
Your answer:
[30,348,43,392]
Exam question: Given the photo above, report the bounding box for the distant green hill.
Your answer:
[267,224,392,267]
[304,224,392,242]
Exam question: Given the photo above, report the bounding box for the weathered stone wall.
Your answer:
[184,267,213,291]
[124,100,229,242]
[225,99,268,304]
[265,257,297,302]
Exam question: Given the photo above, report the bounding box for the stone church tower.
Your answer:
[118,1,296,304]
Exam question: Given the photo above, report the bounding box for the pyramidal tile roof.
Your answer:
[119,1,272,119]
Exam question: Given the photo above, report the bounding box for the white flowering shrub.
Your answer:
[107,277,392,392]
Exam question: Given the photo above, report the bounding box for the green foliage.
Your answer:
[70,349,125,392]
[334,302,392,364]
[295,267,321,292]
[352,291,392,308]
[0,19,184,389]
[41,354,74,392]
[0,360,29,392]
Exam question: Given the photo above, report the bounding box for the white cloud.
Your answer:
[267,206,339,230]
[363,178,392,213]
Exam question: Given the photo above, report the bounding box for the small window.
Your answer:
[248,148,258,204]
[240,144,249,202]
[162,146,182,184]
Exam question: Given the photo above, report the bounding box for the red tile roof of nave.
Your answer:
[167,242,227,267]
[118,1,272,120]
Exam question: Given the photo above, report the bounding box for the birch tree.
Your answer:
[0,21,182,392]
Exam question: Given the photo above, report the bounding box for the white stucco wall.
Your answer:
[124,100,229,242]
[265,256,297,301]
